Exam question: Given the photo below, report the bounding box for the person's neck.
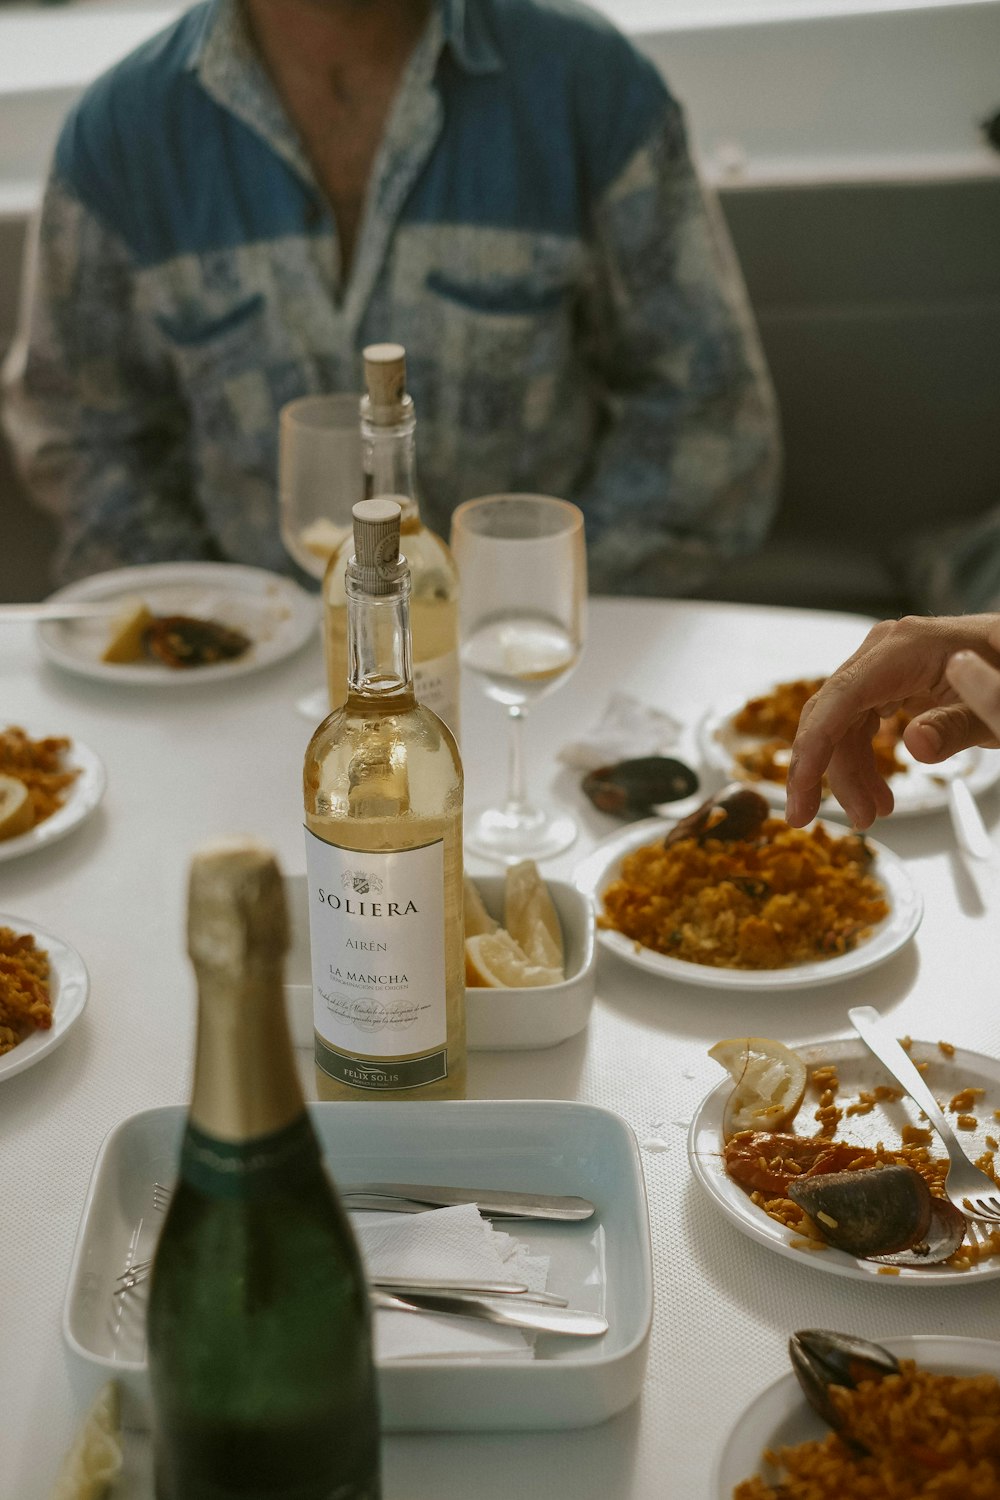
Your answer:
[243,0,433,76]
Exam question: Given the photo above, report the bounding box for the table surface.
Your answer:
[5,595,1000,1500]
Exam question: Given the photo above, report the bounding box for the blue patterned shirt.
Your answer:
[3,0,780,594]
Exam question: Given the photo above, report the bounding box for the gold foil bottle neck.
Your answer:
[186,838,304,1143]
[187,838,289,975]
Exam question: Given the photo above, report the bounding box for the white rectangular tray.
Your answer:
[63,1100,652,1432]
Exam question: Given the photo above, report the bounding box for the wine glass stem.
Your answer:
[504,705,533,817]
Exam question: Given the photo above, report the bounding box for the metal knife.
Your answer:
[374,1279,569,1307]
[340,1182,595,1221]
[369,1287,608,1337]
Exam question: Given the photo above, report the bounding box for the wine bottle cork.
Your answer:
[363,343,407,424]
[351,497,405,596]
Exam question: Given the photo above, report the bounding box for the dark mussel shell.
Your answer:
[582,756,699,820]
[869,1194,967,1267]
[789,1329,900,1437]
[663,783,770,847]
[788,1164,932,1258]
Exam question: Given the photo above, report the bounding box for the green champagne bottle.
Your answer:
[147,837,381,1500]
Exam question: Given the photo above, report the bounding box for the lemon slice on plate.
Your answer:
[465,930,563,989]
[708,1036,807,1139]
[463,876,499,939]
[0,775,33,841]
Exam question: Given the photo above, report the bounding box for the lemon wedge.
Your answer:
[465,930,563,989]
[101,597,154,663]
[708,1036,807,1140]
[504,859,564,973]
[0,774,33,841]
[463,876,499,939]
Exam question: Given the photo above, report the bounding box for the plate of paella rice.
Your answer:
[698,676,1000,820]
[0,917,89,1081]
[715,1333,1000,1498]
[572,803,922,991]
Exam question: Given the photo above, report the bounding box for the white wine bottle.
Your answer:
[305,498,466,1101]
[146,838,381,1499]
[321,344,460,737]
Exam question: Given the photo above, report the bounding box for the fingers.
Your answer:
[784,681,864,826]
[785,615,996,826]
[943,651,1000,745]
[785,707,895,829]
[824,717,896,831]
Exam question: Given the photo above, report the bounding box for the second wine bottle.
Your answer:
[322,343,460,739]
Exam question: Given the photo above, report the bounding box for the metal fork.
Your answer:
[849,1006,1000,1223]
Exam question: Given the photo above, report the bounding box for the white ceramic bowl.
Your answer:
[463,876,596,1050]
[282,874,596,1053]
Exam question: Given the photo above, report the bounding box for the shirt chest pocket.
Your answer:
[421,269,577,383]
[155,294,283,449]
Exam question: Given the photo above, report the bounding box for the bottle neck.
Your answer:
[346,570,414,702]
[362,414,419,522]
[188,961,305,1144]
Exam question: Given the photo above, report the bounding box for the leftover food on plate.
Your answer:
[464,862,565,988]
[102,598,251,668]
[0,726,81,838]
[735,1330,1000,1499]
[0,925,52,1055]
[729,677,909,787]
[711,1037,1000,1271]
[597,787,888,970]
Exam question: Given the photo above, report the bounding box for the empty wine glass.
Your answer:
[279,393,363,581]
[279,394,364,718]
[450,494,586,861]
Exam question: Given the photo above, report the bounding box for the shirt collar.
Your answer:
[440,0,503,75]
[187,0,503,80]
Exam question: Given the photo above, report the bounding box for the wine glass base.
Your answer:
[464,805,578,864]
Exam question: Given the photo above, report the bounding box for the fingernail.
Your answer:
[922,723,942,754]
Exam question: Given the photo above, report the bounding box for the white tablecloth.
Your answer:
[4,597,1000,1499]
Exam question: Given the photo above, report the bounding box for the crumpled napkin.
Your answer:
[353,1203,549,1361]
[556,691,682,771]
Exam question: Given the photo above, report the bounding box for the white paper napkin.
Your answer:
[353,1203,550,1361]
[556,691,682,771]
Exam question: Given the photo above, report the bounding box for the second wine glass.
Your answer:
[450,494,586,862]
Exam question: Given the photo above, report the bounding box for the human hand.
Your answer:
[784,614,1000,830]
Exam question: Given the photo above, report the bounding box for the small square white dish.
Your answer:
[63,1100,652,1432]
[462,875,596,1049]
[282,873,597,1052]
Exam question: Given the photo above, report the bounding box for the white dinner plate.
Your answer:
[0,916,89,1081]
[572,819,922,991]
[36,563,319,685]
[0,733,105,863]
[689,1034,1000,1285]
[699,695,1000,819]
[714,1333,1000,1497]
